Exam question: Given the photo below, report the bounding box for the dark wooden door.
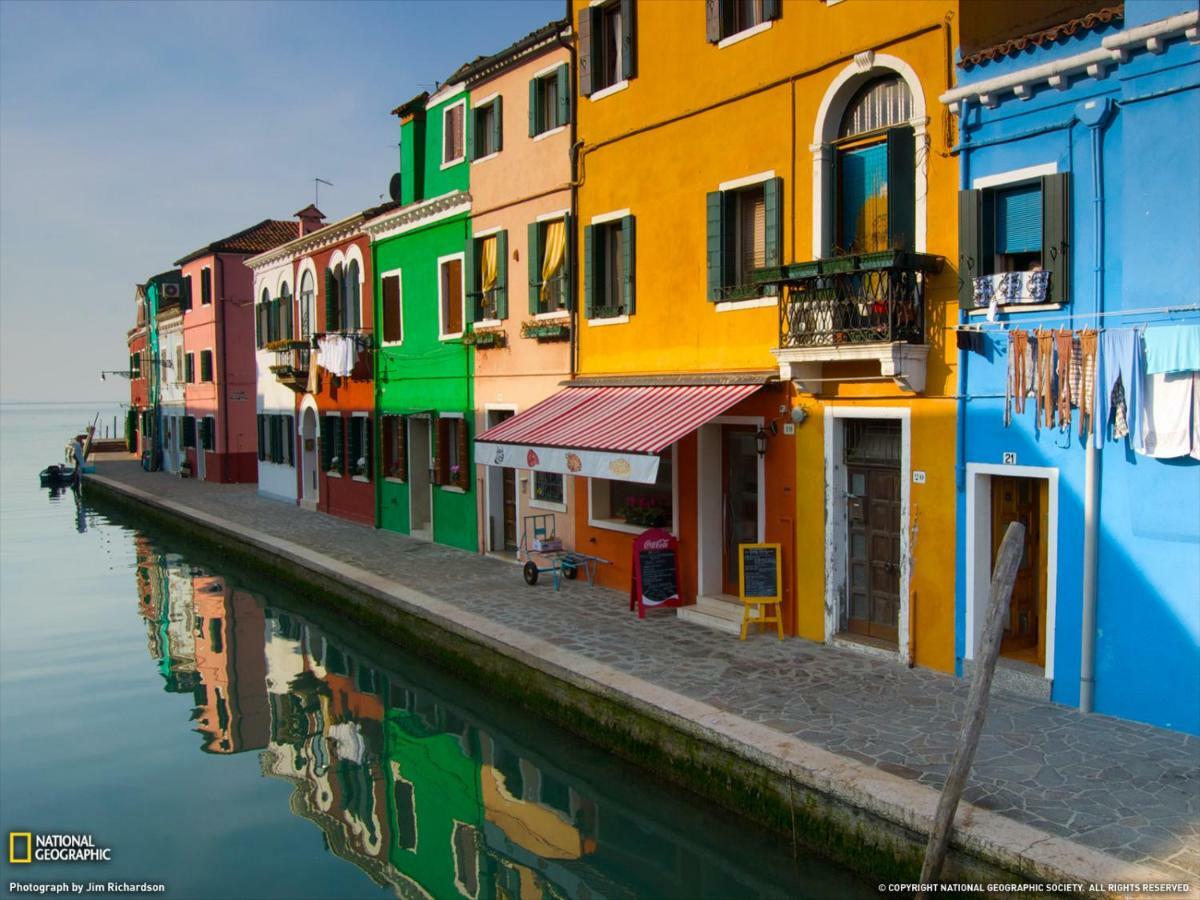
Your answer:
[502,469,517,551]
[992,476,1041,659]
[846,465,901,643]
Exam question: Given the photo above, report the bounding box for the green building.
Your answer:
[366,87,477,552]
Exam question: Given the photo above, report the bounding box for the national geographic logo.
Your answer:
[8,833,112,863]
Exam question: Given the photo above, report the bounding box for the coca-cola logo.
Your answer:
[642,538,670,550]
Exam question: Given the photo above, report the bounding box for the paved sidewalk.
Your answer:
[88,461,1200,883]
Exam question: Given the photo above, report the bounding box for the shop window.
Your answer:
[706,0,780,43]
[185,352,195,384]
[532,471,565,508]
[322,414,345,475]
[833,76,914,255]
[579,0,635,97]
[590,450,672,530]
[200,350,213,382]
[439,255,465,339]
[466,232,507,321]
[443,100,466,166]
[584,215,634,319]
[381,273,403,345]
[434,416,469,490]
[200,267,212,305]
[529,65,570,136]
[527,217,570,314]
[472,97,501,160]
[382,415,407,481]
[348,415,372,480]
[958,173,1070,308]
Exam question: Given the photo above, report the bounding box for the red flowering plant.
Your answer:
[621,494,670,527]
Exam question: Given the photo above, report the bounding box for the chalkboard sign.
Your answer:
[629,528,682,618]
[739,543,782,602]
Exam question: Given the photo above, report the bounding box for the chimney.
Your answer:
[294,205,326,237]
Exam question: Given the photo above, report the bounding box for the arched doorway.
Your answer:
[300,407,319,510]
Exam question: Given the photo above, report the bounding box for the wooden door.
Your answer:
[722,426,759,594]
[846,465,901,643]
[992,476,1042,662]
[502,469,517,551]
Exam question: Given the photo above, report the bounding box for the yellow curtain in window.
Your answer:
[540,219,566,302]
[480,236,498,295]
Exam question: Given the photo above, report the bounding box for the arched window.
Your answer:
[833,75,916,255]
[344,259,361,331]
[299,270,315,339]
[279,282,293,340]
[257,288,270,348]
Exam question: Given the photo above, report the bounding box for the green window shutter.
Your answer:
[528,221,542,314]
[255,304,263,348]
[348,417,362,473]
[562,212,574,311]
[257,414,266,461]
[529,77,540,137]
[763,0,781,20]
[583,224,596,318]
[324,268,337,331]
[764,176,783,268]
[182,277,192,310]
[431,418,443,485]
[491,97,502,153]
[1042,173,1070,303]
[464,237,478,322]
[957,189,983,308]
[185,354,194,383]
[283,296,292,339]
[706,191,725,301]
[183,416,196,448]
[286,416,294,467]
[578,7,594,97]
[556,65,570,128]
[620,0,636,81]
[321,416,333,469]
[621,215,636,315]
[495,229,508,320]
[705,0,720,42]
[465,103,474,162]
[365,416,373,479]
[886,126,916,252]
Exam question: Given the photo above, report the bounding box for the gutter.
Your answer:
[555,10,579,382]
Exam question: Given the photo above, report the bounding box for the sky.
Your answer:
[0,0,563,404]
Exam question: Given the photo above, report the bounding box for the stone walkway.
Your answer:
[88,461,1200,884]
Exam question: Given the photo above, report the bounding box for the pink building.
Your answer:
[176,219,298,483]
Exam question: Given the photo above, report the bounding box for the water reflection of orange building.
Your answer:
[191,575,270,754]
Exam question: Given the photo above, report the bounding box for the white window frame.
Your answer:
[379,268,405,348]
[437,252,467,341]
[471,93,500,164]
[587,444,678,535]
[439,411,467,493]
[716,0,774,51]
[440,99,467,169]
[528,470,568,513]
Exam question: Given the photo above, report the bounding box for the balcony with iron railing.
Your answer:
[267,341,311,392]
[759,250,942,393]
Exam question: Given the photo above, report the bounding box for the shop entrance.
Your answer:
[300,408,318,510]
[485,408,517,553]
[722,426,760,594]
[843,420,901,645]
[991,475,1047,667]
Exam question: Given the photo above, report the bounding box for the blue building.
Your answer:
[944,0,1200,734]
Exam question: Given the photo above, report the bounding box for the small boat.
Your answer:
[39,464,78,487]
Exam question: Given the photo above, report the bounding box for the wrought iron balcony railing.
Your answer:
[269,346,310,391]
[758,250,942,350]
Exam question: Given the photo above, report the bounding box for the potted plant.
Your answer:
[621,495,670,528]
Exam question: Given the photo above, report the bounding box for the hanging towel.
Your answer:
[1077,330,1098,438]
[1144,324,1200,375]
[1035,328,1056,429]
[1056,329,1073,429]
[1006,330,1030,426]
[1139,371,1195,458]
[1097,328,1145,450]
[317,335,359,378]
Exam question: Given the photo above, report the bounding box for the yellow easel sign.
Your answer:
[738,543,783,640]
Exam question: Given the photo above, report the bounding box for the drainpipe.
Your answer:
[954,99,971,494]
[216,255,231,478]
[1078,97,1113,714]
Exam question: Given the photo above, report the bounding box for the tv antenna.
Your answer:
[314,177,333,207]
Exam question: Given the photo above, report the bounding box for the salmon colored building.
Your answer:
[248,208,382,525]
[176,219,297,483]
[461,21,576,558]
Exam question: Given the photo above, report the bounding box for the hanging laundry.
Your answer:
[1055,329,1073,429]
[1077,330,1098,438]
[1035,328,1056,429]
[956,330,985,355]
[1139,371,1195,458]
[1111,377,1129,439]
[1144,324,1200,375]
[973,271,1052,322]
[317,334,359,378]
[1005,330,1030,426]
[1098,328,1144,450]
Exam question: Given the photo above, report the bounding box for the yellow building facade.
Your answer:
[571,0,960,671]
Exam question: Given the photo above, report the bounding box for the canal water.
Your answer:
[0,403,873,900]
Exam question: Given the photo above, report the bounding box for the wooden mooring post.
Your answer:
[917,521,1026,895]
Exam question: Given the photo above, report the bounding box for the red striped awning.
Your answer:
[477,384,761,453]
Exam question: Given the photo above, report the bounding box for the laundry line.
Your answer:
[955,303,1200,333]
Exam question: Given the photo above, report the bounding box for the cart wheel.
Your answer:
[563,562,578,580]
[523,562,539,586]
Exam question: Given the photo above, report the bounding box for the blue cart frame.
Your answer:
[518,514,610,590]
